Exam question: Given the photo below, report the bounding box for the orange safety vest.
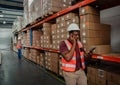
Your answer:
[16,44,22,49]
[61,40,85,72]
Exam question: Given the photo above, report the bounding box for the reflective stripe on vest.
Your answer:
[62,40,85,72]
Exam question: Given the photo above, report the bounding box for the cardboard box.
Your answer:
[80,14,100,23]
[87,75,96,84]
[84,45,111,54]
[107,72,120,85]
[96,69,107,79]
[80,29,101,38]
[107,81,119,85]
[81,37,106,45]
[80,22,111,31]
[51,24,57,35]
[60,33,69,39]
[65,13,77,20]
[87,81,96,85]
[52,35,57,40]
[48,6,61,12]
[87,66,97,83]
[71,16,79,24]
[93,45,111,54]
[96,77,106,85]
[47,0,62,7]
[66,18,79,26]
[61,4,70,9]
[43,23,51,28]
[79,6,99,15]
[59,28,67,34]
[56,17,61,23]
[95,69,107,85]
[60,21,66,27]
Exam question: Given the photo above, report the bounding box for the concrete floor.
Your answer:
[0,51,65,85]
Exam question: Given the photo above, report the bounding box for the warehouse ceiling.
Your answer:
[0,0,23,29]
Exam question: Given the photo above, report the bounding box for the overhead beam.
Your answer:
[0,0,23,7]
[0,7,23,13]
[2,10,23,15]
[0,14,20,19]
[0,18,15,21]
[12,0,23,2]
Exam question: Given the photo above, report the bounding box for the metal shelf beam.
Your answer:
[24,46,120,63]
[24,46,60,53]
[92,54,120,63]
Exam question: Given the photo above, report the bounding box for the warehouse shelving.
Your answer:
[23,45,120,63]
[92,54,120,63]
[21,0,96,32]
[20,0,120,65]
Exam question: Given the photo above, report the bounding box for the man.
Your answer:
[16,37,22,59]
[60,23,88,85]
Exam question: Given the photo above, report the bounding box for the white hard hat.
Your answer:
[67,23,80,32]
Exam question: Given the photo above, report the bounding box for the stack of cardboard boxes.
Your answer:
[29,49,40,63]
[26,30,30,46]
[87,66,107,85]
[45,52,59,74]
[23,0,73,24]
[39,53,45,67]
[23,48,30,59]
[41,23,52,48]
[87,66,120,85]
[107,71,120,85]
[32,30,43,47]
[79,6,111,54]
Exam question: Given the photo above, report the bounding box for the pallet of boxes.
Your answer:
[79,5,120,85]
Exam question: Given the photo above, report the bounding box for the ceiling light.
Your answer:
[0,15,4,17]
[3,21,6,24]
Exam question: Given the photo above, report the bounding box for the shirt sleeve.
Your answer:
[59,41,68,54]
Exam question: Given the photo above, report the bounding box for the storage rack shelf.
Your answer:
[24,46,120,63]
[21,0,120,64]
[20,0,96,32]
[92,54,120,63]
[24,46,60,53]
